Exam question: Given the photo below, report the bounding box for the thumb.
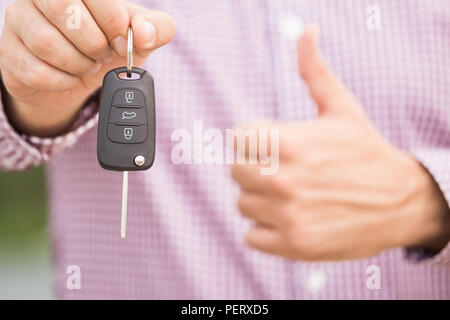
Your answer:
[298,25,363,119]
[125,2,177,58]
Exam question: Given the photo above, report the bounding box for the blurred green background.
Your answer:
[0,166,53,299]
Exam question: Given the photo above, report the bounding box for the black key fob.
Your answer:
[97,67,155,171]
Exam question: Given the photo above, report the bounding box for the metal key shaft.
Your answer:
[121,26,134,239]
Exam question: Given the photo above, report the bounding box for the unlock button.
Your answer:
[113,89,146,107]
[107,124,148,144]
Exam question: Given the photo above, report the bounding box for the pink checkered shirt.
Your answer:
[1,0,449,299]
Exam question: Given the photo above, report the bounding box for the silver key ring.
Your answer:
[127,27,133,78]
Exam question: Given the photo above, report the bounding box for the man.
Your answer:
[0,0,449,299]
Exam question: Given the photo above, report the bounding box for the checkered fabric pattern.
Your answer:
[0,0,449,299]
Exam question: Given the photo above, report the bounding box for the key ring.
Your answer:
[127,26,133,78]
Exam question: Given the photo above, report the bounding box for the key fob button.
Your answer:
[107,124,148,144]
[112,89,146,107]
[108,107,147,125]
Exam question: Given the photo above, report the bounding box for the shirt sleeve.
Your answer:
[405,148,450,267]
[0,86,100,171]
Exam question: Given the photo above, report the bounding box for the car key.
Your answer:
[97,27,156,239]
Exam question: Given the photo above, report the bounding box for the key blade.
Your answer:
[121,171,129,239]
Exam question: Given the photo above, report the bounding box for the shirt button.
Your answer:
[279,14,304,40]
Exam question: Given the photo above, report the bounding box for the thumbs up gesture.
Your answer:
[231,26,450,261]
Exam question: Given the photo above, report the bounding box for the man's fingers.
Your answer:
[83,0,176,58]
[82,0,129,56]
[127,2,176,57]
[130,10,172,57]
[33,0,176,64]
[9,1,100,77]
[231,163,266,193]
[246,224,285,256]
[297,25,360,118]
[0,26,78,93]
[32,0,111,61]
[230,121,280,162]
[238,192,290,227]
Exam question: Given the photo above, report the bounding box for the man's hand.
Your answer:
[0,0,176,136]
[231,26,450,261]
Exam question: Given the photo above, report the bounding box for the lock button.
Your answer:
[107,124,148,144]
[112,89,146,107]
